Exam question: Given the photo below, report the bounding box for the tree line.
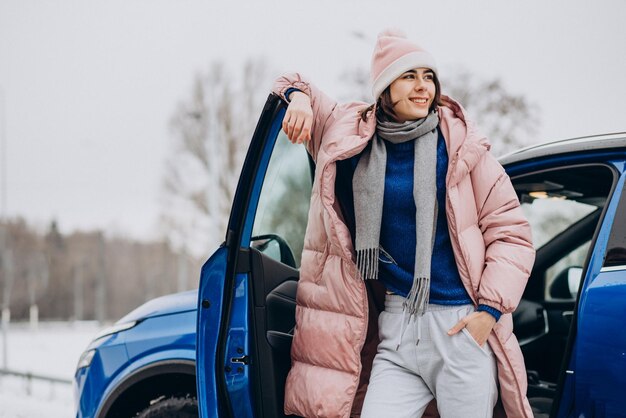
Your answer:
[0,219,201,323]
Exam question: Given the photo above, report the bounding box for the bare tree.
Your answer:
[72,261,84,321]
[25,251,49,329]
[161,58,270,257]
[95,233,107,324]
[0,224,14,368]
[442,69,540,156]
[338,67,371,103]
[44,220,72,319]
[0,226,15,315]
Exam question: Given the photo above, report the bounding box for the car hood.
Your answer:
[118,289,198,323]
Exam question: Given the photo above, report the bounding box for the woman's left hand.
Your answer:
[447,311,496,347]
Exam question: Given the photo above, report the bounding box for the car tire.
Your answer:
[136,396,198,418]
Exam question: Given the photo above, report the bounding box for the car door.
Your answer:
[196,93,313,418]
[554,163,626,418]
[511,164,614,390]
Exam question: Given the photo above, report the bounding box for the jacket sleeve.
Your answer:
[471,151,536,314]
[272,72,338,162]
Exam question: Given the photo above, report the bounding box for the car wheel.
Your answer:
[136,396,198,418]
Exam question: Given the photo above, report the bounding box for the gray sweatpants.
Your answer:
[361,295,498,418]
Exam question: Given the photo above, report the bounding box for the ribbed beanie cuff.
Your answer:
[370,29,438,101]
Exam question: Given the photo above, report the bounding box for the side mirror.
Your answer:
[549,266,583,300]
[251,234,297,269]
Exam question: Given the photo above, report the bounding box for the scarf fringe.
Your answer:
[356,248,379,280]
[403,276,430,318]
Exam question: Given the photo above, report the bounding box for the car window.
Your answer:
[520,199,595,301]
[514,164,615,301]
[545,240,590,299]
[251,131,313,267]
[520,199,596,249]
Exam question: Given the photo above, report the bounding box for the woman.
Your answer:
[274,30,535,418]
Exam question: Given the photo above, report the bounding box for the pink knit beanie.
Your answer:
[370,29,438,101]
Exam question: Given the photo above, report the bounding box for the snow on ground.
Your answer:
[0,375,74,418]
[0,321,105,418]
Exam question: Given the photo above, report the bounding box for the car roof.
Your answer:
[498,132,626,166]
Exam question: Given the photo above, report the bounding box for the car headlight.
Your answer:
[93,320,139,341]
[76,349,96,370]
[75,320,139,371]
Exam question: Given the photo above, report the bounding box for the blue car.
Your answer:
[74,94,626,418]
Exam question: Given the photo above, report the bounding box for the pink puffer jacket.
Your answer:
[273,73,536,418]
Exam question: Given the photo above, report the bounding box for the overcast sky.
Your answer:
[1,0,625,245]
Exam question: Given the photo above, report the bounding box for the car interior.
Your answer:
[243,129,617,418]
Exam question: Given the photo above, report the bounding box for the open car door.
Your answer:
[554,167,626,418]
[196,93,313,418]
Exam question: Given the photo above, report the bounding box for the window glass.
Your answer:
[520,199,596,300]
[604,184,626,268]
[251,131,312,267]
[545,240,590,299]
[520,199,596,249]
[515,164,614,300]
[515,164,612,249]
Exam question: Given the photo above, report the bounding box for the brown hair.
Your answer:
[359,72,442,122]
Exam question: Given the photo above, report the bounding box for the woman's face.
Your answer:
[389,68,436,122]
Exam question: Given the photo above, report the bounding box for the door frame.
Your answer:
[197,94,287,418]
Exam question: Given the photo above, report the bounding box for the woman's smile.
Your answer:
[409,97,429,105]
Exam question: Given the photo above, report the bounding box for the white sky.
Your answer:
[1,0,625,243]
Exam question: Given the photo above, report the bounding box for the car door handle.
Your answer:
[562,311,574,325]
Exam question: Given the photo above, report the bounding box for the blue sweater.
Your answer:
[345,129,501,321]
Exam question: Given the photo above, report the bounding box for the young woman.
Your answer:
[274,30,535,418]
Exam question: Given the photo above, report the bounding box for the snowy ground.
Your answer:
[0,321,105,418]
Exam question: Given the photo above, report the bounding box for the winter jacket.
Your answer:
[273,73,536,418]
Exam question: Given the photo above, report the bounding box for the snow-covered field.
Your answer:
[0,321,105,418]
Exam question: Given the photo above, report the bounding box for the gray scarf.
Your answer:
[353,110,440,318]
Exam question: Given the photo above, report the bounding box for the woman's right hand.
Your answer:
[282,91,313,144]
